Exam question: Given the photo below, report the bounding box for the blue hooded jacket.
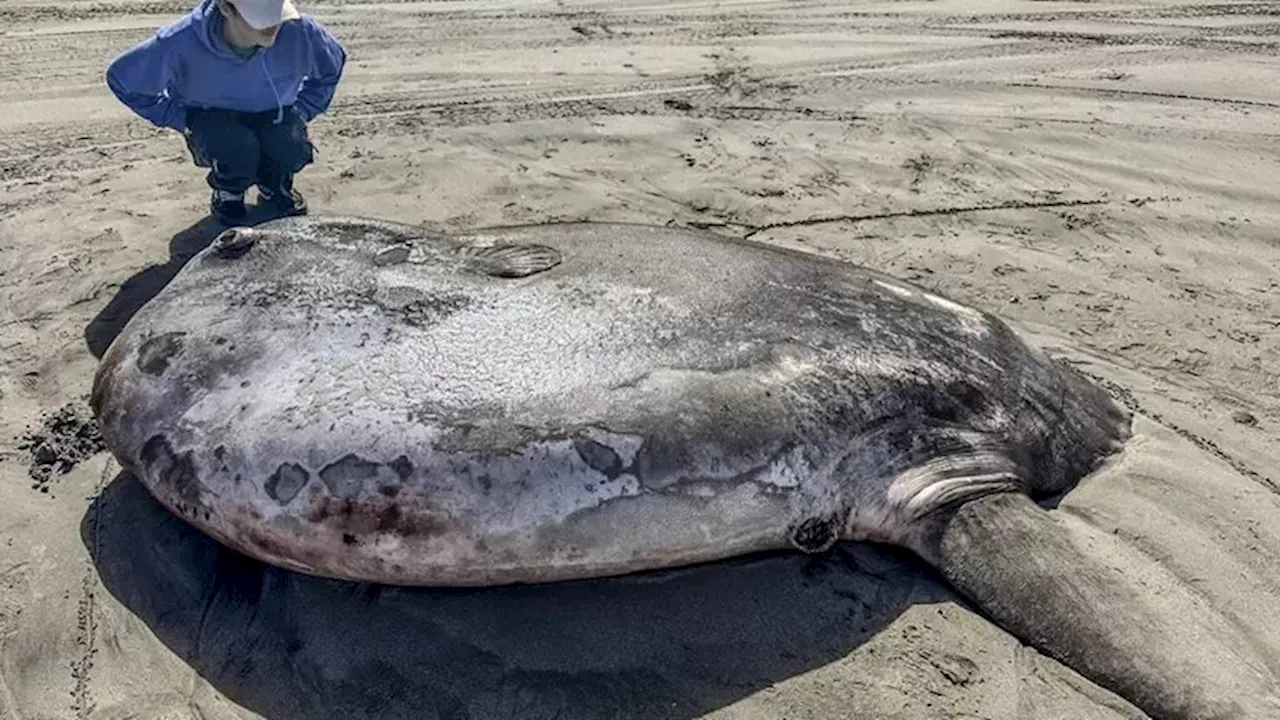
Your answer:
[105,0,346,132]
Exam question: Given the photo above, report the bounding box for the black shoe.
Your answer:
[210,189,247,225]
[258,186,308,217]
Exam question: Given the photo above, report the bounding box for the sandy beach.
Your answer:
[3,0,1280,717]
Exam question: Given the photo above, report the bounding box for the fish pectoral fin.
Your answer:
[454,243,563,278]
[902,490,1278,720]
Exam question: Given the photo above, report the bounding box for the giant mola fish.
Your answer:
[91,216,1277,719]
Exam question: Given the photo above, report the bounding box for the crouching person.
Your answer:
[105,0,347,225]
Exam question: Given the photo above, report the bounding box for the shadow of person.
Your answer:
[83,472,957,720]
[84,216,226,358]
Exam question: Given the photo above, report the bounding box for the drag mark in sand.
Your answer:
[1008,83,1280,109]
[70,459,113,720]
[739,198,1111,238]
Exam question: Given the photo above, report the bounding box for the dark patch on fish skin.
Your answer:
[378,484,401,498]
[573,437,624,479]
[254,533,289,559]
[319,454,383,498]
[398,294,472,327]
[266,462,310,505]
[789,514,843,554]
[373,244,411,266]
[236,519,329,571]
[433,420,550,456]
[375,503,402,532]
[630,437,696,490]
[922,379,988,425]
[556,281,607,310]
[155,334,261,401]
[406,404,436,425]
[307,497,355,525]
[371,287,472,329]
[139,434,202,506]
[389,455,413,480]
[136,332,186,376]
[305,495,444,539]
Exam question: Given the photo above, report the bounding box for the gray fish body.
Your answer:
[91,217,1126,585]
[94,217,1280,719]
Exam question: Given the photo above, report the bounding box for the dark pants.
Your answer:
[184,105,315,197]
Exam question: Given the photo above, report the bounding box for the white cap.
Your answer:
[228,0,299,29]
